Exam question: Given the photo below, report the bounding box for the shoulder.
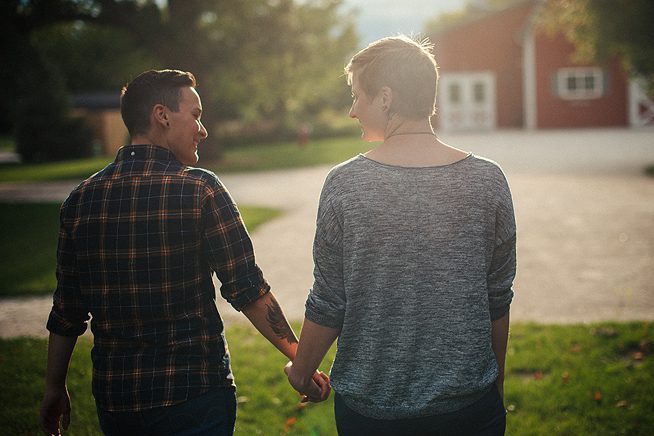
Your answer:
[465,155,511,187]
[323,155,369,189]
[183,166,222,185]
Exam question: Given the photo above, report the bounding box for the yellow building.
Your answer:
[72,94,128,156]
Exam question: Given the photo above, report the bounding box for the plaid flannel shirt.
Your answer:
[47,144,270,411]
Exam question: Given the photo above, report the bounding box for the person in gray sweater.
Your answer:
[285,35,516,435]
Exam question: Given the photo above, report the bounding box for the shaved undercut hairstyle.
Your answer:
[345,35,439,119]
[120,69,197,137]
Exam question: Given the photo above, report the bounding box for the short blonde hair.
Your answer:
[345,35,438,119]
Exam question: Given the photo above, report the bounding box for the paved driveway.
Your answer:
[1,128,653,337]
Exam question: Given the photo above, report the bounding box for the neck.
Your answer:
[384,116,434,140]
[131,131,166,148]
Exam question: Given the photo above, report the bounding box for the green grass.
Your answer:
[0,136,369,183]
[0,136,15,151]
[0,157,113,183]
[1,322,653,435]
[211,135,368,173]
[0,203,282,297]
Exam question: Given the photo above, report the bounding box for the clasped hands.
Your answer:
[284,361,331,403]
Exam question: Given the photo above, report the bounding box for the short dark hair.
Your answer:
[120,69,197,136]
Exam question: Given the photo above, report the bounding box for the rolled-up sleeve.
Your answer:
[305,190,346,329]
[46,203,90,337]
[201,179,270,311]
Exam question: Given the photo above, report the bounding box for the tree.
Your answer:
[0,0,96,160]
[424,0,524,35]
[538,0,654,90]
[3,0,358,161]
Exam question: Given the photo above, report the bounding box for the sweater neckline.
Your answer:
[356,152,473,170]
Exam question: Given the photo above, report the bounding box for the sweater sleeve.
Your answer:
[487,173,516,320]
[305,180,346,329]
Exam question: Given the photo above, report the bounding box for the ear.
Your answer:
[379,86,393,113]
[152,103,168,128]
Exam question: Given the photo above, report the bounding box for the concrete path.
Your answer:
[1,128,653,337]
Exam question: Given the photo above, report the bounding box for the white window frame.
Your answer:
[556,67,604,100]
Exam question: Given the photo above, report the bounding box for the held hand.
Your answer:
[39,388,71,435]
[284,362,331,403]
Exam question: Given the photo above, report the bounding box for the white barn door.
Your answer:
[439,72,496,131]
[629,78,654,127]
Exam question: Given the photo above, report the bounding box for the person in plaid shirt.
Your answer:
[39,69,329,436]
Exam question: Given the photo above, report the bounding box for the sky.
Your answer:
[343,0,468,46]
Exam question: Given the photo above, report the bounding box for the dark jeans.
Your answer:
[334,385,506,436]
[96,388,237,436]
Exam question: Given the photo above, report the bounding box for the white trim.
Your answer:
[556,67,604,100]
[523,22,537,129]
[629,78,654,127]
[521,0,544,129]
[439,72,497,131]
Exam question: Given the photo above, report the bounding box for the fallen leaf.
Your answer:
[570,345,582,353]
[296,402,308,411]
[615,400,628,408]
[593,391,603,402]
[506,404,516,412]
[283,417,298,433]
[562,371,571,383]
[632,351,644,361]
[533,371,543,380]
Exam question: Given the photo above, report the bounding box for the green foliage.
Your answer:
[0,203,282,297]
[538,0,654,89]
[3,0,359,161]
[0,0,97,151]
[424,0,525,35]
[2,322,653,435]
[32,23,162,93]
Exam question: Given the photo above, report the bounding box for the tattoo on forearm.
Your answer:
[265,299,298,345]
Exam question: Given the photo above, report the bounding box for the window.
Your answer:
[557,67,604,100]
[473,82,486,103]
[449,83,461,104]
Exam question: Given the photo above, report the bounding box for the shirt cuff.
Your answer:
[46,310,88,337]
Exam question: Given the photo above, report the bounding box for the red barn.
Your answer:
[430,0,653,131]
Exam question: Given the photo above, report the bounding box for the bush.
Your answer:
[14,50,93,162]
[16,115,93,162]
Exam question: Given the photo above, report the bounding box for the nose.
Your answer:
[199,121,208,139]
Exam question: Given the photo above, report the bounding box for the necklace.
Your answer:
[385,131,436,139]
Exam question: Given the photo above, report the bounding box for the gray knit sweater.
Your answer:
[305,153,516,419]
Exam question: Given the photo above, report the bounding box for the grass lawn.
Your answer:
[0,136,15,151]
[1,321,653,435]
[0,135,370,183]
[0,203,281,297]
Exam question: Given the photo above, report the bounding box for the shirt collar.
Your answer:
[115,144,179,164]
